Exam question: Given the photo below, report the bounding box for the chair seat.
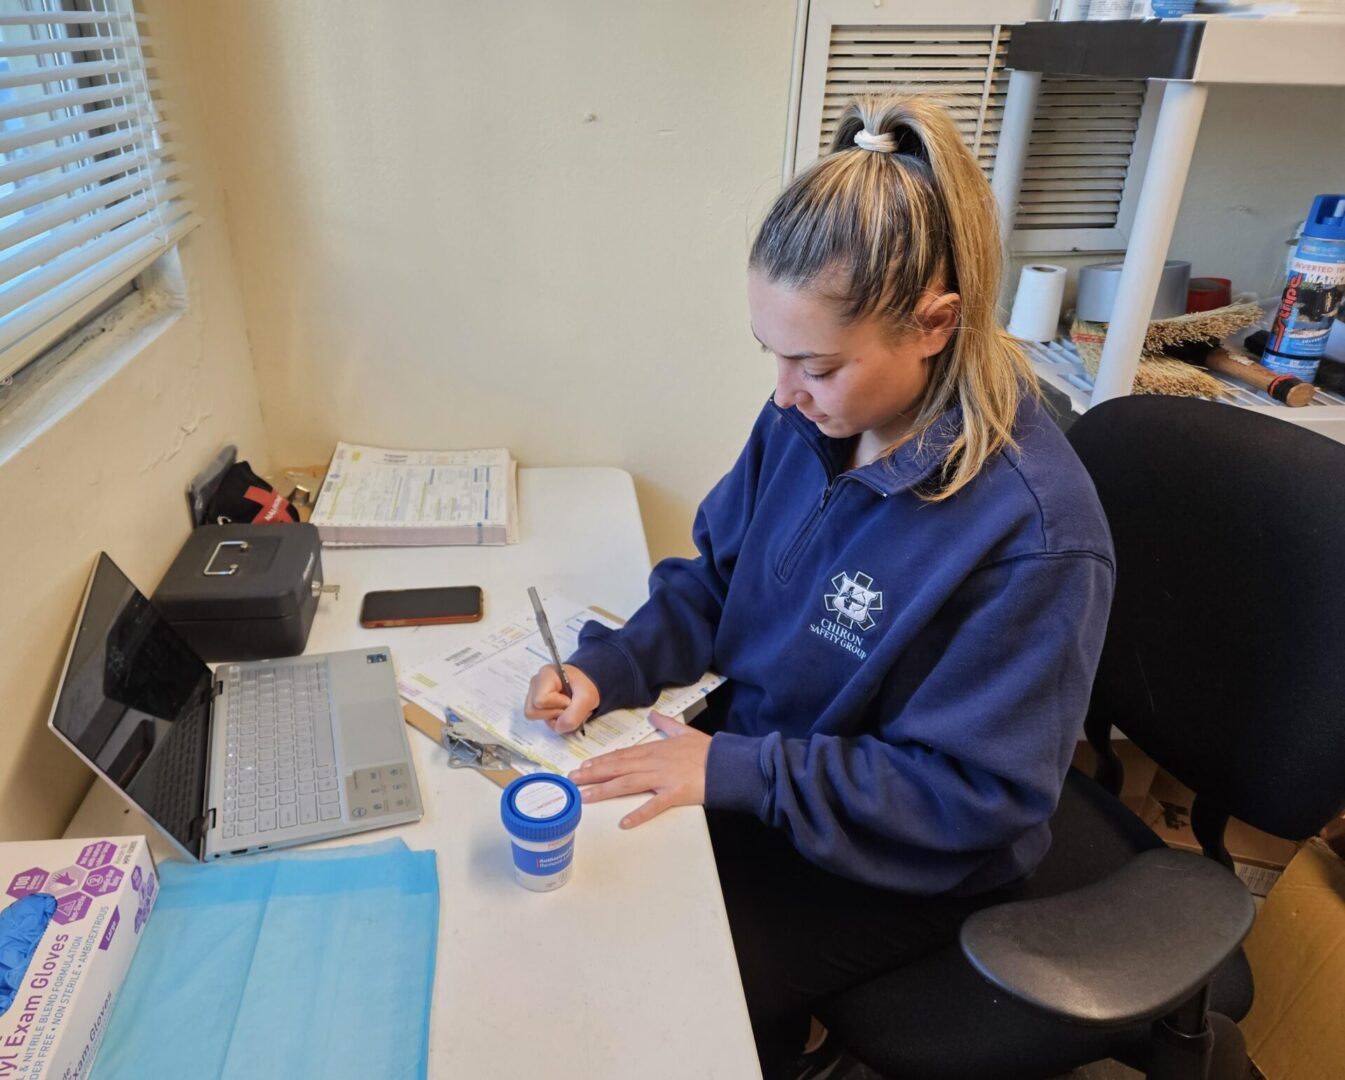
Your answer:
[820,769,1254,1080]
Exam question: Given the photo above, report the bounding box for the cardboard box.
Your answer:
[1320,811,1345,859]
[1240,838,1345,1080]
[1071,741,1300,896]
[0,837,157,1079]
[1070,738,1160,816]
[1143,773,1300,897]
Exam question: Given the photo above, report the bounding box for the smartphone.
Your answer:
[359,586,484,628]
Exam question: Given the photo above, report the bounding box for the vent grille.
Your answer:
[818,25,1145,231]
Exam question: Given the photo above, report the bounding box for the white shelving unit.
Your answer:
[1026,338,1345,437]
[994,16,1345,434]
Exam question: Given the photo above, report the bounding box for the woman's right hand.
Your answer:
[523,664,600,735]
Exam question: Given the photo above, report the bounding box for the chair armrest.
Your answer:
[959,848,1254,1027]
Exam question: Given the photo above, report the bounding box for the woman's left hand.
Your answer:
[568,712,711,829]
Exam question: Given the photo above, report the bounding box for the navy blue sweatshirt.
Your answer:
[568,394,1115,896]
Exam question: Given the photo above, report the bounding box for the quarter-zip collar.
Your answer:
[769,396,963,498]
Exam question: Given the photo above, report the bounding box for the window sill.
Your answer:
[0,249,188,468]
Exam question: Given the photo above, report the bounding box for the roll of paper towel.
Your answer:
[1007,264,1067,342]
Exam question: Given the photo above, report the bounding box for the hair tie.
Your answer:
[853,128,897,154]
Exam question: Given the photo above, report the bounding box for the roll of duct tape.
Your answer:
[1076,259,1192,323]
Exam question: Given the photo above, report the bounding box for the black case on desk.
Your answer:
[153,523,323,661]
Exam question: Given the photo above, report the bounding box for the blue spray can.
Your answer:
[1262,194,1345,383]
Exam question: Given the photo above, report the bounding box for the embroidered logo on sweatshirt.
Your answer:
[809,571,883,660]
[824,571,883,632]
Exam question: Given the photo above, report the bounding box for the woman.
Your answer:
[526,93,1115,1078]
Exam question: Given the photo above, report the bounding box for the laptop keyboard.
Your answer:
[219,660,340,842]
[151,703,210,843]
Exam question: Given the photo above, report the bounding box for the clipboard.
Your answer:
[400,605,626,789]
[402,699,520,789]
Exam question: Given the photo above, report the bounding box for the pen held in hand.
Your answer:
[527,586,583,735]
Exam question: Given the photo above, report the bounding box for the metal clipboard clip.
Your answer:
[439,724,515,772]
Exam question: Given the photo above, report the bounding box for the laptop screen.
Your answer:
[51,553,213,857]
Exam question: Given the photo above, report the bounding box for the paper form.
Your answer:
[396,599,724,774]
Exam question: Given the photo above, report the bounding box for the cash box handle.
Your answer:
[203,539,249,576]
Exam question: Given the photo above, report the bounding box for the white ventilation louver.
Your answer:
[812,24,1148,243]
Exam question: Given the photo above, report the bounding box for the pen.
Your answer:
[528,587,582,736]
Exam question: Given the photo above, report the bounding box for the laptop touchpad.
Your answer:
[338,700,406,766]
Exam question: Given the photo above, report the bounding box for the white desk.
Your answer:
[65,467,761,1080]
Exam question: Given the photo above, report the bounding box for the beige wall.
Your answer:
[1160,83,1345,302]
[185,2,1345,568]
[183,0,797,564]
[0,0,268,839]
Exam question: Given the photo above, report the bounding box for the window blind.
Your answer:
[817,25,1145,232]
[0,0,195,380]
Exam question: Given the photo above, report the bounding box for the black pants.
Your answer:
[705,809,1005,1079]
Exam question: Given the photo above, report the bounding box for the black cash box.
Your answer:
[153,523,324,661]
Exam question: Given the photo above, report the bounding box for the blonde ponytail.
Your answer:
[749,93,1035,500]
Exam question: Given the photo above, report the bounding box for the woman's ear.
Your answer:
[915,292,961,357]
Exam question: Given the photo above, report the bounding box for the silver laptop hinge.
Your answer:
[191,808,215,852]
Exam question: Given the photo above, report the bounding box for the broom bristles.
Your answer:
[1070,318,1228,398]
[1131,355,1226,398]
[1141,301,1264,351]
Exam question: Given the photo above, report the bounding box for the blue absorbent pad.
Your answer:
[92,839,438,1080]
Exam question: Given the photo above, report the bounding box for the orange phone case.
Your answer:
[359,612,482,628]
[358,587,482,629]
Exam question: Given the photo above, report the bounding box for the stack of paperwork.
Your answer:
[310,443,519,546]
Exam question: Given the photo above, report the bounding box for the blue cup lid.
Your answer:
[501,774,582,843]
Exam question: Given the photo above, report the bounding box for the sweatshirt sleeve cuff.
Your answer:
[704,732,769,816]
[565,622,639,714]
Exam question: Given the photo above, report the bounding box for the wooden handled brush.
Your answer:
[1163,339,1316,407]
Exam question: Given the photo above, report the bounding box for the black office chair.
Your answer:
[821,396,1345,1080]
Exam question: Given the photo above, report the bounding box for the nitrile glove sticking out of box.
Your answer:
[92,839,438,1080]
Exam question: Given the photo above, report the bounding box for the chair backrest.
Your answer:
[1067,397,1345,843]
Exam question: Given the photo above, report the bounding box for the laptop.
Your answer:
[48,553,424,861]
